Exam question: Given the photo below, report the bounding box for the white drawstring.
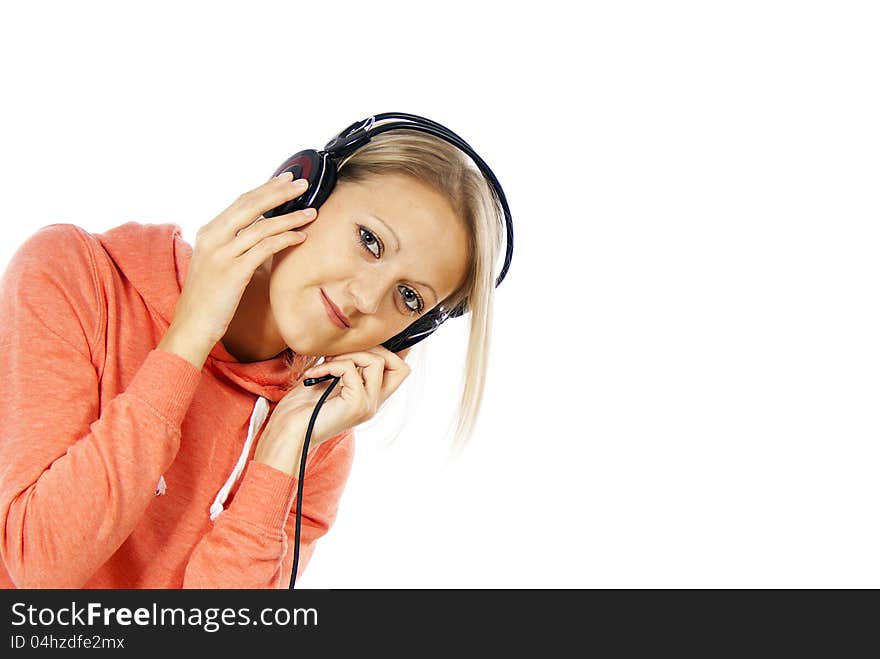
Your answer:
[209,395,270,521]
[152,395,271,521]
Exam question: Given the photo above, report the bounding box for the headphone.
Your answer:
[263,112,514,588]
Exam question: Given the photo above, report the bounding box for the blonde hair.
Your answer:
[283,129,505,452]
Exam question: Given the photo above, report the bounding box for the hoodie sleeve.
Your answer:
[182,428,354,589]
[0,224,203,588]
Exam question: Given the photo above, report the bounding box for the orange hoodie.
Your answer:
[0,221,354,589]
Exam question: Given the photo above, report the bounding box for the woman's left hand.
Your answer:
[256,346,411,473]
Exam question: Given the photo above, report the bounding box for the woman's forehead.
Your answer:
[335,175,462,239]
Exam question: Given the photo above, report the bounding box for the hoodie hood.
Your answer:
[93,221,315,517]
[94,221,312,403]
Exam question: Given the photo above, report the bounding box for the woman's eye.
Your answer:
[358,225,424,315]
[398,285,424,315]
[358,226,381,258]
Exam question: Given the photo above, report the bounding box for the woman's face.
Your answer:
[267,173,470,357]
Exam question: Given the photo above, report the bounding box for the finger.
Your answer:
[324,350,387,369]
[361,347,411,402]
[364,345,410,372]
[359,354,384,405]
[232,206,317,257]
[234,206,315,237]
[304,358,370,409]
[377,360,410,402]
[223,175,310,236]
[312,351,383,384]
[308,352,384,404]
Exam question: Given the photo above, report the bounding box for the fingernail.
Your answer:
[293,178,308,187]
[303,207,317,217]
[275,171,293,181]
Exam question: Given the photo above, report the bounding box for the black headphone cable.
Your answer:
[288,373,340,590]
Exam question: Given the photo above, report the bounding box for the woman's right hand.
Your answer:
[171,171,317,348]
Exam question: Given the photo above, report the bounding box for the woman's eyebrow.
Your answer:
[368,214,402,251]
[368,213,438,304]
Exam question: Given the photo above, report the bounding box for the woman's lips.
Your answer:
[320,289,350,329]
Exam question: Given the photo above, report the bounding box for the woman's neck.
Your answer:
[221,262,287,362]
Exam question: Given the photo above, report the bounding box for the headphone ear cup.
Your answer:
[381,305,451,353]
[308,155,337,209]
[264,149,329,218]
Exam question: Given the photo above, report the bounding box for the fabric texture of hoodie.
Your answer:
[0,221,355,589]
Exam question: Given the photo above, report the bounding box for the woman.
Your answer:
[0,129,504,588]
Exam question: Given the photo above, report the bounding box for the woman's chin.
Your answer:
[280,330,329,358]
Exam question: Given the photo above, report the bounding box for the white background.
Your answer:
[1,1,878,588]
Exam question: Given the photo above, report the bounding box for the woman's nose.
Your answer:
[349,276,389,315]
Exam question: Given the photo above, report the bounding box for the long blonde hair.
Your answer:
[283,129,505,452]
